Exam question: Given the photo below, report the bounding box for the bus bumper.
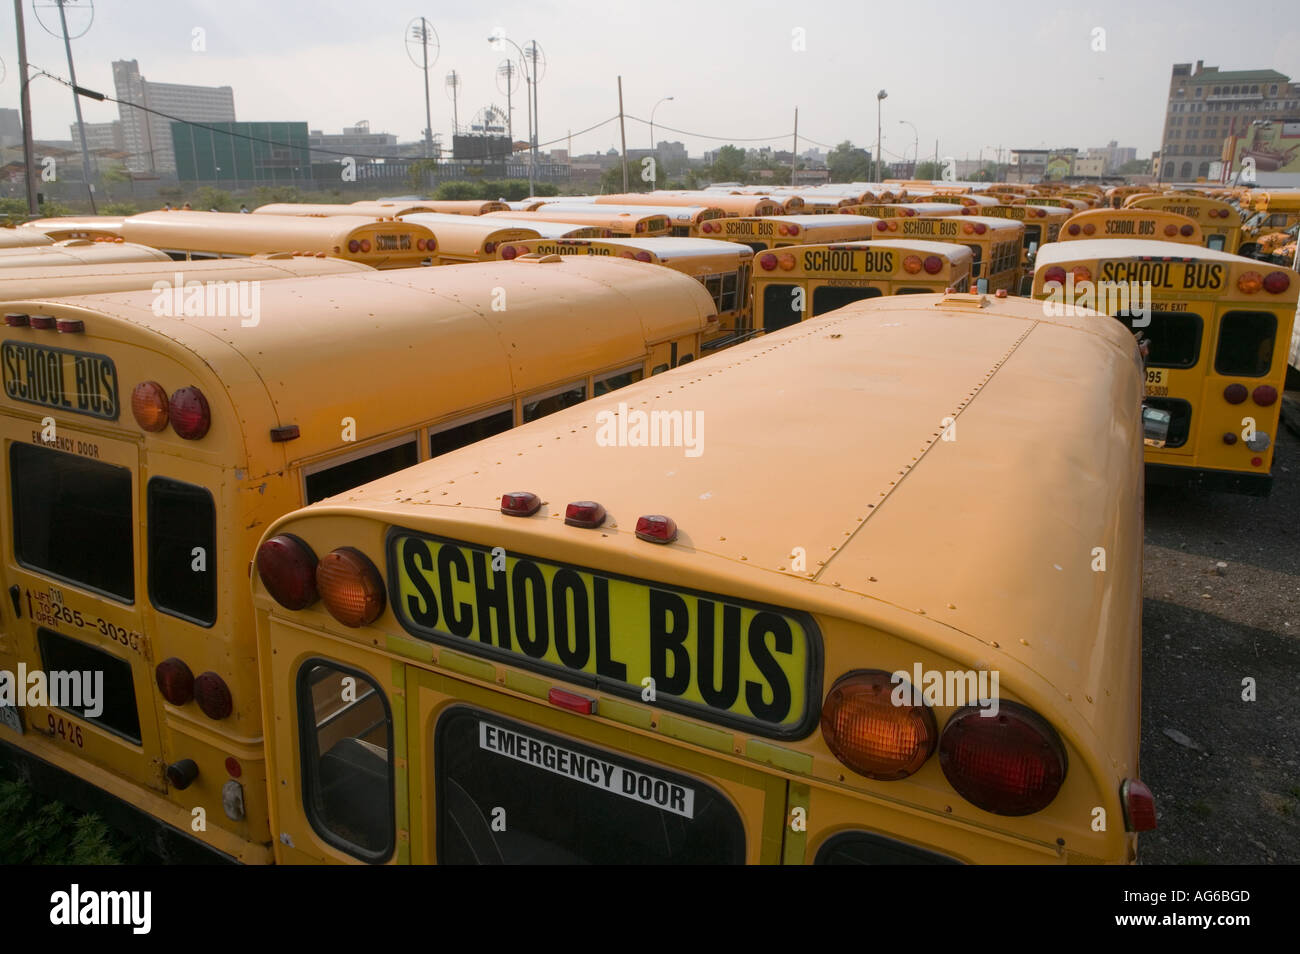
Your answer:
[1145,463,1272,497]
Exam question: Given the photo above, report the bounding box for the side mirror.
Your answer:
[1142,405,1171,447]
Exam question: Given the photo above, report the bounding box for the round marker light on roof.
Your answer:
[820,670,937,780]
[501,491,542,516]
[635,515,677,544]
[1237,271,1263,294]
[1082,223,1095,235]
[256,533,319,610]
[778,253,796,271]
[1263,271,1290,294]
[155,657,195,706]
[348,239,360,253]
[194,672,233,720]
[501,245,519,260]
[132,381,170,432]
[317,547,385,628]
[939,700,1067,815]
[902,255,923,274]
[169,386,211,440]
[564,501,607,528]
[1252,385,1278,407]
[923,255,943,275]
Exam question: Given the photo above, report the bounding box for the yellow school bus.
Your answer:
[1125,195,1245,254]
[472,217,611,239]
[752,240,974,331]
[599,192,786,218]
[0,254,371,301]
[0,240,172,270]
[499,237,752,350]
[708,215,879,252]
[250,290,1152,865]
[397,213,540,264]
[1,228,55,249]
[371,200,507,216]
[1027,196,1088,212]
[911,193,1001,209]
[1105,187,1146,209]
[484,209,671,238]
[535,203,726,238]
[978,204,1069,265]
[1061,209,1203,245]
[846,202,971,219]
[120,211,438,268]
[889,216,1024,293]
[252,202,435,219]
[1250,190,1300,232]
[17,216,128,242]
[0,257,716,863]
[1032,239,1297,494]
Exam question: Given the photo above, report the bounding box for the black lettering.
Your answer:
[511,561,550,658]
[745,611,793,722]
[436,545,474,637]
[551,568,591,670]
[592,577,627,681]
[649,589,691,696]
[402,540,439,627]
[670,785,686,812]
[696,600,740,710]
[471,550,512,649]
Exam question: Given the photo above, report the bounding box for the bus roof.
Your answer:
[5,258,716,471]
[281,292,1140,735]
[0,229,55,248]
[467,216,608,238]
[1034,238,1255,267]
[537,237,753,262]
[0,241,172,268]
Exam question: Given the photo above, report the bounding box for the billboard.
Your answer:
[1224,121,1300,184]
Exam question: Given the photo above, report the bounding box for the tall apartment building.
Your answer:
[0,109,22,148]
[112,59,236,175]
[1158,60,1300,181]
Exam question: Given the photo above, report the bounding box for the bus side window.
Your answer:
[1214,311,1276,377]
[522,382,586,423]
[651,364,670,376]
[38,628,143,744]
[297,660,394,863]
[303,437,419,504]
[147,477,217,626]
[594,366,645,396]
[428,406,513,459]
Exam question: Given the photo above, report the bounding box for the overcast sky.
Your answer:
[3,0,1298,162]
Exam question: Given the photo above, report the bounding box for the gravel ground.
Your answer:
[1137,390,1300,864]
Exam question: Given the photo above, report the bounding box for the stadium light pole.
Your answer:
[650,96,673,189]
[490,34,534,197]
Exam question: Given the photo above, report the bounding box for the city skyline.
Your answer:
[2,0,1298,166]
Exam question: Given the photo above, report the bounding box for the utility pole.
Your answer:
[791,108,799,187]
[55,0,96,211]
[15,0,39,213]
[617,76,629,193]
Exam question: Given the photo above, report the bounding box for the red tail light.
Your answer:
[923,255,943,275]
[759,252,778,270]
[1263,271,1290,294]
[194,672,233,720]
[564,501,607,528]
[29,316,55,330]
[1121,779,1157,831]
[635,251,652,262]
[169,386,211,440]
[347,239,360,253]
[359,239,371,253]
[1163,224,1178,236]
[635,515,677,544]
[1072,266,1092,283]
[1252,385,1278,406]
[973,222,988,235]
[875,220,889,232]
[1179,224,1194,237]
[777,224,790,236]
[501,491,541,516]
[501,245,519,259]
[1082,223,1095,235]
[256,533,319,609]
[1223,383,1248,404]
[787,223,800,236]
[939,702,1067,815]
[1067,224,1081,236]
[155,657,195,705]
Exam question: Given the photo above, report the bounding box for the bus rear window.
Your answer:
[1206,234,1226,251]
[37,628,142,744]
[435,709,745,864]
[297,660,394,863]
[11,443,134,602]
[304,439,418,504]
[1142,397,1192,448]
[147,478,216,626]
[762,284,802,331]
[1117,311,1201,369]
[812,285,882,317]
[1214,311,1276,377]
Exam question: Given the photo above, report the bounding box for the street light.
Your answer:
[876,90,888,182]
[650,96,673,189]
[898,120,918,177]
[488,34,534,197]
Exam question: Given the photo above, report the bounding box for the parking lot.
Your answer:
[1138,397,1300,863]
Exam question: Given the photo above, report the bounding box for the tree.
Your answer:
[1118,158,1150,176]
[405,158,439,192]
[193,186,232,211]
[914,160,940,180]
[710,145,745,183]
[827,141,873,182]
[434,181,481,200]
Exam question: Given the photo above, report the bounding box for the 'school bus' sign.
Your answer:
[2,341,119,420]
